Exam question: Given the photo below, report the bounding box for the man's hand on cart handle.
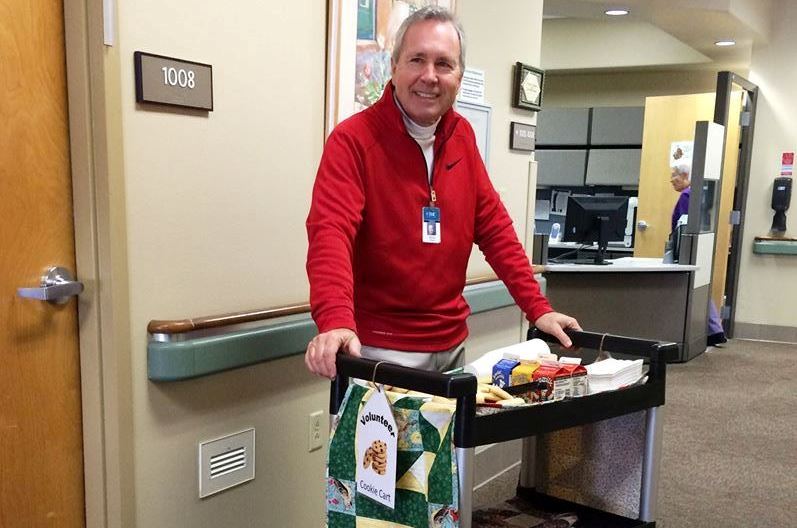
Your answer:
[305,328,362,379]
[534,312,582,348]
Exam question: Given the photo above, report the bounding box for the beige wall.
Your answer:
[459,0,544,275]
[545,70,721,108]
[542,19,711,71]
[114,1,328,525]
[739,0,797,327]
[95,1,545,526]
[118,1,323,313]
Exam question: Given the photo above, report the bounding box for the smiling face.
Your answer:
[391,19,463,126]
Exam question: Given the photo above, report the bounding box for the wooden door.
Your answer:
[635,91,742,310]
[0,0,85,526]
[635,93,717,258]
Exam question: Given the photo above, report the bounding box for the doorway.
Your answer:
[0,0,85,525]
[713,72,759,338]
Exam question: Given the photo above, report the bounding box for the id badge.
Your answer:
[422,206,441,244]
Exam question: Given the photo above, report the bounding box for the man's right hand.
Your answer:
[304,328,362,379]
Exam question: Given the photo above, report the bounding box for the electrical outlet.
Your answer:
[308,410,324,452]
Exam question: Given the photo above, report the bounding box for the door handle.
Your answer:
[637,220,649,231]
[17,266,84,304]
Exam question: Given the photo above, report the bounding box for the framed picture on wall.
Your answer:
[512,62,545,112]
[326,0,457,136]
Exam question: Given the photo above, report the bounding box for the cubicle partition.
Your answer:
[534,106,643,245]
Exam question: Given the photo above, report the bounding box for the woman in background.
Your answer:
[670,163,728,346]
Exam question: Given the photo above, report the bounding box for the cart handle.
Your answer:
[330,355,478,448]
[529,328,678,382]
[330,355,477,406]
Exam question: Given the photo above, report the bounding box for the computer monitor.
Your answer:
[563,195,629,265]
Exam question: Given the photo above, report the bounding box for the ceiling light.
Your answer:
[714,40,736,47]
[605,9,629,16]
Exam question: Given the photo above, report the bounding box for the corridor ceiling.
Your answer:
[542,0,774,73]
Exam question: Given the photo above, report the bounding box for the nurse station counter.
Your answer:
[543,257,702,362]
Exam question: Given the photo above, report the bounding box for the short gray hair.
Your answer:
[672,162,692,178]
[391,6,466,72]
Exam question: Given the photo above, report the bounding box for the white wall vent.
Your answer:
[198,428,255,498]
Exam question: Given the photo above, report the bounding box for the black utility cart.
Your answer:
[330,329,676,528]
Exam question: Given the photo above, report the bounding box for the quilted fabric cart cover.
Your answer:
[326,383,460,528]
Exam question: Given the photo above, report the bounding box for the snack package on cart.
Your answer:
[326,383,460,527]
[463,338,554,378]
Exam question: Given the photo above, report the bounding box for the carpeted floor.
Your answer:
[657,339,797,527]
[474,338,797,527]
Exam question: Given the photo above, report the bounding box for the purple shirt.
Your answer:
[671,187,691,232]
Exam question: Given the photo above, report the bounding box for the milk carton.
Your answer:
[492,358,519,388]
[559,358,588,398]
[531,361,570,402]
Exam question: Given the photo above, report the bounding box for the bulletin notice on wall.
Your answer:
[458,68,485,104]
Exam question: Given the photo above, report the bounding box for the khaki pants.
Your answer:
[360,342,465,373]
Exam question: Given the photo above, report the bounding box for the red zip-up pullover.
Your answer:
[306,83,552,352]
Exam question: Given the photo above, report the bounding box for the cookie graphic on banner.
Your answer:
[356,387,398,509]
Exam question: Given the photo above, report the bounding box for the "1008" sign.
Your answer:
[134,51,213,111]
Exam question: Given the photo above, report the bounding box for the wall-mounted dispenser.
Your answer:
[771,177,792,232]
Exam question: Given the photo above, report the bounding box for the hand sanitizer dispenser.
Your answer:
[771,177,792,233]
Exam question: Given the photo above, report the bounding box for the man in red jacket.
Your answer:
[305,7,579,378]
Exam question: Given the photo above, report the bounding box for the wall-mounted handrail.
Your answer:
[147,303,311,335]
[147,271,548,381]
[147,274,513,335]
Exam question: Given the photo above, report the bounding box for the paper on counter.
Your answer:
[464,339,552,378]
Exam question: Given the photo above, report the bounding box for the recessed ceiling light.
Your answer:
[605,9,629,16]
[714,40,736,47]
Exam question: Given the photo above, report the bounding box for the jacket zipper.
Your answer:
[410,139,437,207]
[407,115,457,208]
[425,134,453,207]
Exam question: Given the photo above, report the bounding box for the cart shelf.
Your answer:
[472,377,663,445]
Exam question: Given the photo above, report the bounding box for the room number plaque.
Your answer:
[134,51,213,111]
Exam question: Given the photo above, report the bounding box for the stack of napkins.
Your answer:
[585,358,644,394]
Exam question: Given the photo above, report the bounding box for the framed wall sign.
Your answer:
[509,122,536,152]
[134,51,213,111]
[512,62,544,112]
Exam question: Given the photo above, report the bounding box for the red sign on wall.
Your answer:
[781,151,794,176]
